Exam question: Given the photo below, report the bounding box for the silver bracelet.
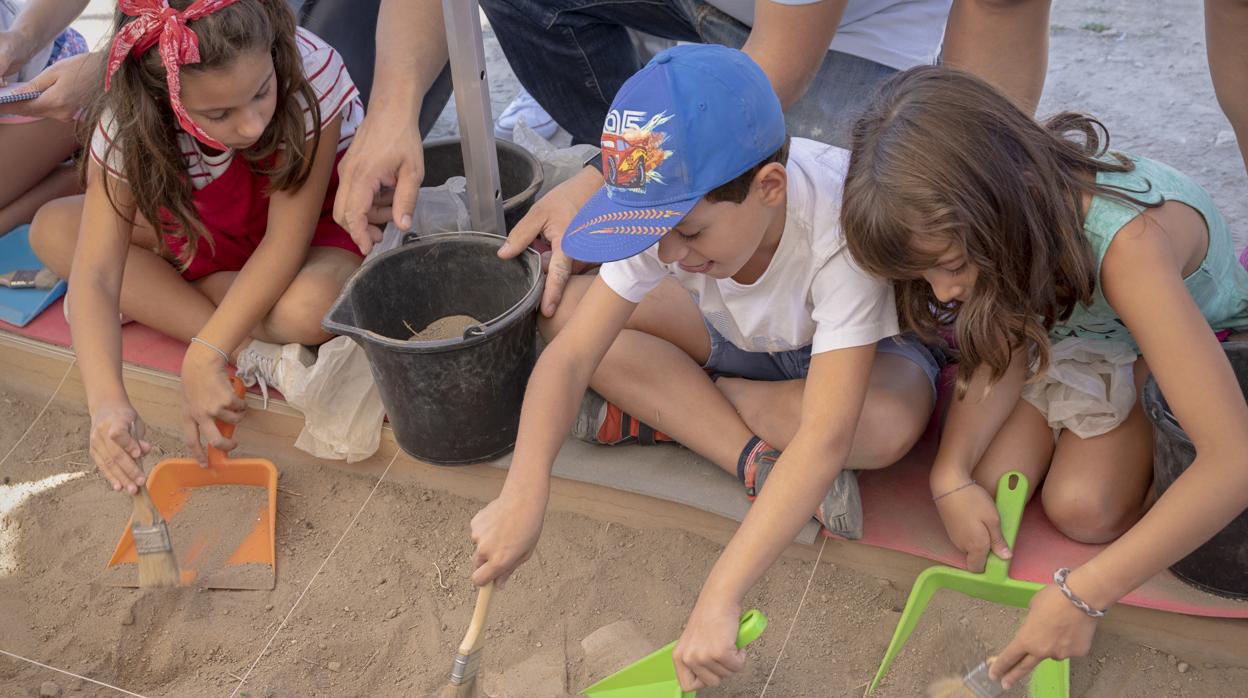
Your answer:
[1054,567,1106,618]
[932,480,976,502]
[190,336,230,365]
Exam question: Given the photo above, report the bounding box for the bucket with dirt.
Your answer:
[323,231,543,464]
[420,137,544,232]
[1142,341,1248,598]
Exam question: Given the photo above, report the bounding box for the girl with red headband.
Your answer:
[30,0,365,492]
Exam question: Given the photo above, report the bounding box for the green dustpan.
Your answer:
[583,609,767,697]
[866,472,1070,696]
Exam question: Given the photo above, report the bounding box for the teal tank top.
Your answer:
[1052,154,1248,351]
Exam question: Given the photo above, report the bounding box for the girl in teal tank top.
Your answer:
[842,66,1248,690]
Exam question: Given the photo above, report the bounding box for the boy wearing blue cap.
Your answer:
[470,45,939,689]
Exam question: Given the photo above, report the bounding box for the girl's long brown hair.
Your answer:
[81,0,321,263]
[842,65,1158,394]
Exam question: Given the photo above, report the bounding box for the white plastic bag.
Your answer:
[284,336,386,463]
[412,176,470,237]
[1021,337,1138,440]
[513,119,598,199]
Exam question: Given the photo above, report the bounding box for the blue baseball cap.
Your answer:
[560,44,785,264]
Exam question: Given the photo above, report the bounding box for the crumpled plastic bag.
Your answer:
[513,118,598,199]
[282,336,386,463]
[413,176,470,236]
[1021,337,1138,440]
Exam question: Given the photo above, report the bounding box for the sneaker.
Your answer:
[747,446,864,540]
[815,469,864,540]
[571,389,673,446]
[495,88,559,141]
[234,339,314,408]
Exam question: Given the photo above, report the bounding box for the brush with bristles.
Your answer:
[927,658,1004,698]
[0,268,60,289]
[440,581,495,697]
[128,442,180,588]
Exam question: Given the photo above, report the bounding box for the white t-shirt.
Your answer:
[90,27,363,186]
[710,0,950,71]
[599,138,898,355]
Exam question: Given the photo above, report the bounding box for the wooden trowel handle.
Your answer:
[458,582,495,655]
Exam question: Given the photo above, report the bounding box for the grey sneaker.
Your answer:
[816,469,864,540]
[234,340,314,408]
[752,454,864,540]
[571,389,609,444]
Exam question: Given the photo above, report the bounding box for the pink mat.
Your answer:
[5,303,1246,618]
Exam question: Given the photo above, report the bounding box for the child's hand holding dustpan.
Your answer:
[583,610,767,698]
[105,377,279,590]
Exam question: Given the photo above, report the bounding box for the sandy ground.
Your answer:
[3,1,1241,696]
[2,391,1248,697]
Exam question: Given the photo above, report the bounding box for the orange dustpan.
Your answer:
[104,377,278,590]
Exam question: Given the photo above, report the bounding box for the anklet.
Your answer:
[932,480,976,502]
[191,337,230,365]
[1054,567,1106,618]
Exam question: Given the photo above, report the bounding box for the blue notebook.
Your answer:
[0,225,66,327]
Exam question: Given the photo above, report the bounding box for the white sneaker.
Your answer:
[234,339,314,408]
[495,88,559,141]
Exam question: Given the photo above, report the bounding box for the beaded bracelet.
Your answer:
[1054,567,1106,618]
[932,480,976,502]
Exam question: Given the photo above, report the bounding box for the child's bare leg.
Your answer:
[0,164,80,234]
[0,120,77,210]
[30,196,220,340]
[542,276,753,472]
[965,397,1055,496]
[1041,360,1154,543]
[1206,0,1248,178]
[194,247,362,346]
[716,352,932,469]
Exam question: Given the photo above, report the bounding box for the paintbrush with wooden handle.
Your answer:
[128,436,180,588]
[440,582,495,697]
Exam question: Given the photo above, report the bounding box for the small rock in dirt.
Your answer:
[1178,662,1190,673]
[265,604,274,611]
[582,620,654,681]
[328,661,341,672]
[1167,654,1178,665]
[40,681,61,697]
[386,608,398,619]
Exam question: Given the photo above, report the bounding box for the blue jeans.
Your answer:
[478,0,898,147]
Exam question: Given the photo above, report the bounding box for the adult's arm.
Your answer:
[0,0,91,80]
[333,0,448,252]
[743,0,847,109]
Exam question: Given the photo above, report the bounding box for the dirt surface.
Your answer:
[4,1,1245,695]
[407,315,482,342]
[2,393,1247,697]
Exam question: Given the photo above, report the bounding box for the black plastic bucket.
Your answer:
[323,232,543,464]
[1142,341,1248,599]
[422,138,544,232]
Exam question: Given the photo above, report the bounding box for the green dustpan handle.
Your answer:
[735,609,767,648]
[985,472,1030,581]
